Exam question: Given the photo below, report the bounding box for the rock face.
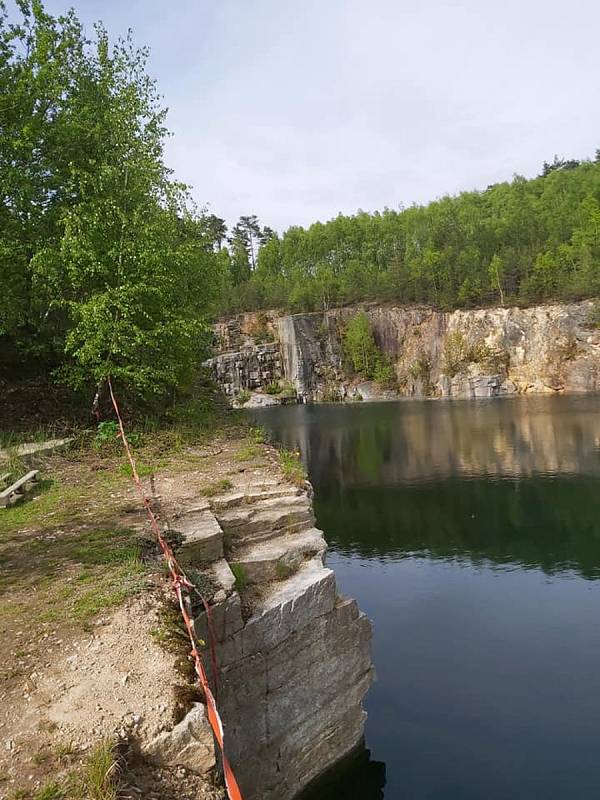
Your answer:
[208,300,600,402]
[204,342,283,398]
[171,481,373,800]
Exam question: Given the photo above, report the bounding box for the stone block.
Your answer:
[174,509,223,564]
[230,528,326,585]
[143,703,215,775]
[195,591,244,647]
[241,560,337,657]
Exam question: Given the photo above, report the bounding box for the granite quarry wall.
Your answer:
[207,300,600,403]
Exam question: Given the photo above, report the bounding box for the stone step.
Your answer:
[171,508,223,564]
[230,527,326,585]
[217,494,314,545]
[212,485,302,512]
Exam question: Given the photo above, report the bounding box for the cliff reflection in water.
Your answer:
[254,395,600,579]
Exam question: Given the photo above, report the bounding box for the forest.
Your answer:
[227,155,600,313]
[2,1,600,408]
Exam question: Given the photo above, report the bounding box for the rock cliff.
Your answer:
[157,453,373,800]
[208,300,600,403]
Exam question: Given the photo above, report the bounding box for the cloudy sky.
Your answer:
[37,0,600,231]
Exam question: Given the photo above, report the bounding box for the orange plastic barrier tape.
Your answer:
[107,378,243,800]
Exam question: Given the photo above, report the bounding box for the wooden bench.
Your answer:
[0,470,39,508]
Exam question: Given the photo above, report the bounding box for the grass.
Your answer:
[28,738,120,800]
[0,425,72,450]
[33,782,64,800]
[1,446,28,483]
[54,740,76,764]
[278,449,306,486]
[71,557,150,625]
[230,562,247,591]
[81,739,121,800]
[235,444,261,462]
[275,559,298,580]
[200,478,233,497]
[0,474,123,539]
[0,523,153,630]
[32,750,51,766]
[118,461,156,478]
[249,426,267,444]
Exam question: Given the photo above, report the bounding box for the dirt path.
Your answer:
[0,424,279,800]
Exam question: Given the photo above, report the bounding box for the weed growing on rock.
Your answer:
[249,426,267,444]
[200,479,233,497]
[231,563,247,591]
[442,332,470,377]
[235,444,261,462]
[278,449,306,486]
[276,559,298,580]
[585,300,600,329]
[236,390,251,406]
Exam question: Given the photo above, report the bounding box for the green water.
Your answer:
[253,395,600,799]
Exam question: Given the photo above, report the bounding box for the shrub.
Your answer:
[264,382,281,395]
[93,421,120,449]
[470,340,510,374]
[585,300,600,329]
[373,356,397,388]
[236,389,251,406]
[343,313,379,378]
[442,332,470,377]
[278,380,297,399]
[249,426,267,444]
[321,384,342,402]
[94,420,140,451]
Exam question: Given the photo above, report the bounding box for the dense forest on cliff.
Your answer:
[3,1,600,411]
[226,155,600,313]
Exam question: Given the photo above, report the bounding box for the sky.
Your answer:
[31,0,600,231]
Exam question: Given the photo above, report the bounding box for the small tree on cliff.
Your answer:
[343,313,379,378]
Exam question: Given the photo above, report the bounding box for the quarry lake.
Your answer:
[252,395,600,800]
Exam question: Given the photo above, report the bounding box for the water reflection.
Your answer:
[299,746,386,800]
[253,396,600,578]
[255,396,600,799]
[255,395,600,486]
[316,477,600,579]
